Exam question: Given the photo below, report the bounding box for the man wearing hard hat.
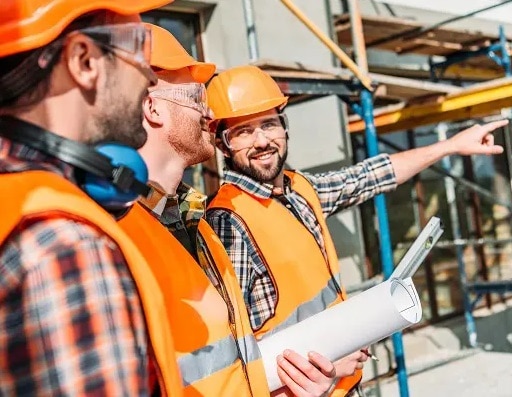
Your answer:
[0,1,183,395]
[206,65,507,396]
[119,23,269,397]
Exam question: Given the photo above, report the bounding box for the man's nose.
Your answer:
[253,129,270,147]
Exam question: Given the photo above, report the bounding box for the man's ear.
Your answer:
[215,136,231,158]
[142,96,164,127]
[64,34,102,91]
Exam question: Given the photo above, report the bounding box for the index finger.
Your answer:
[481,119,509,132]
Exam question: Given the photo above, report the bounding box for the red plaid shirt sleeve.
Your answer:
[0,217,152,396]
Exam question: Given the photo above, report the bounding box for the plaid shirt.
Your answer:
[140,181,206,239]
[0,136,153,396]
[140,181,211,270]
[206,154,397,330]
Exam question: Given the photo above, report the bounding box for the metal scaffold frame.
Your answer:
[336,1,512,354]
[354,1,512,355]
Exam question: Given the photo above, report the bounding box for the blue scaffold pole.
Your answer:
[360,88,410,397]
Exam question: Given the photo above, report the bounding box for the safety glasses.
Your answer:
[39,23,156,85]
[220,113,288,151]
[150,83,212,117]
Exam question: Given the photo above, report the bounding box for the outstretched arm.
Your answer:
[390,120,507,185]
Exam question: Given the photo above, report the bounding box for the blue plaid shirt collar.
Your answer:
[222,169,293,199]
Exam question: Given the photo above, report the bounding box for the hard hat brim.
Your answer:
[152,56,216,83]
[0,0,173,57]
[147,22,216,83]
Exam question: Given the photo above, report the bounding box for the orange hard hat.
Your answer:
[206,65,288,120]
[0,0,173,58]
[147,23,215,83]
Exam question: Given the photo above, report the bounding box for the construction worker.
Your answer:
[0,1,184,396]
[118,24,269,397]
[205,65,508,396]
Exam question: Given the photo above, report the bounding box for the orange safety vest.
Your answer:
[208,170,362,396]
[119,203,269,397]
[0,171,183,397]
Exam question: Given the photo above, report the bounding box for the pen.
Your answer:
[360,348,379,361]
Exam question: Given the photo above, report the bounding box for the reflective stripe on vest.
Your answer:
[120,204,270,397]
[237,333,262,364]
[179,334,261,386]
[263,276,341,337]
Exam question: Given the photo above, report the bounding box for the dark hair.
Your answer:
[214,120,227,139]
[0,11,112,110]
[212,119,232,169]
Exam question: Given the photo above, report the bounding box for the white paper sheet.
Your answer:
[258,276,422,391]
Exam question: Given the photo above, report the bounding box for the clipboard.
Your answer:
[390,216,444,280]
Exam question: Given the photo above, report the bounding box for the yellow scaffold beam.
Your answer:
[349,77,512,134]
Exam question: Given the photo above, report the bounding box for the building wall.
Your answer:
[201,0,336,68]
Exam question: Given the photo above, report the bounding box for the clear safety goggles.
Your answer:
[220,113,288,151]
[39,23,156,85]
[150,83,212,118]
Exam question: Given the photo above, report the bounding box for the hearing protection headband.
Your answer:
[0,116,149,203]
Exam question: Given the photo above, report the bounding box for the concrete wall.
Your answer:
[199,0,336,69]
[199,0,249,68]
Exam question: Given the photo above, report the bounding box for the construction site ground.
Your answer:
[361,302,512,396]
[370,350,512,397]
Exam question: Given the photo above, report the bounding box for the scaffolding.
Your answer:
[239,1,512,396]
[335,2,512,357]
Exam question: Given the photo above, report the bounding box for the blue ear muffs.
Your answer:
[83,143,149,209]
[0,116,150,211]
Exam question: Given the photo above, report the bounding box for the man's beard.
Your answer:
[231,145,288,184]
[89,76,148,149]
[169,105,214,166]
